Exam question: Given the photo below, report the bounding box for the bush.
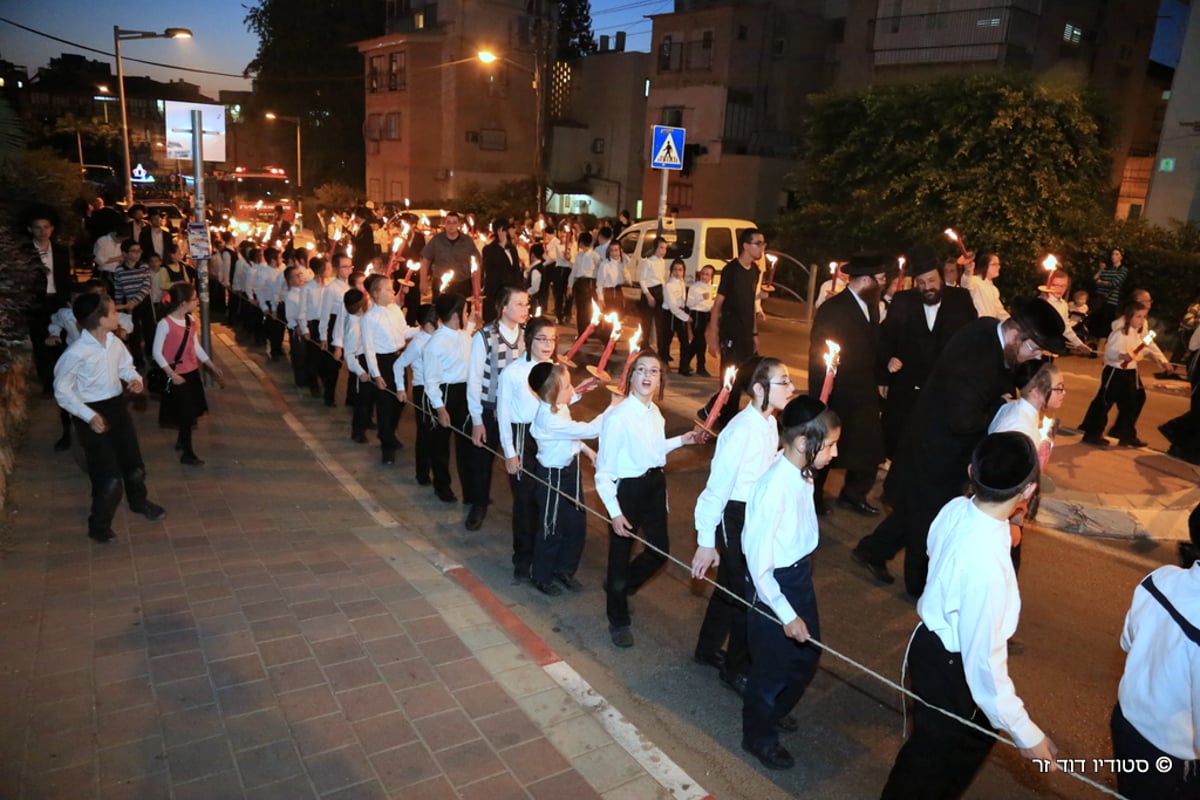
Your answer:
[312,181,361,211]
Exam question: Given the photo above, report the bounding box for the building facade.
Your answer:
[1144,3,1200,227]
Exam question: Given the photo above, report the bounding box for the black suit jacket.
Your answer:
[482,241,524,306]
[886,316,1014,506]
[139,226,175,261]
[808,288,885,470]
[352,223,377,270]
[22,241,74,302]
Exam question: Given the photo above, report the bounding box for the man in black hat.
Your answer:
[808,253,887,515]
[852,295,1065,597]
[878,246,977,459]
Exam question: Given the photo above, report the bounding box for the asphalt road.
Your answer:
[257,307,1191,800]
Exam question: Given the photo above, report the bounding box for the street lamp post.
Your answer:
[113,26,192,207]
[265,113,302,227]
[477,50,545,214]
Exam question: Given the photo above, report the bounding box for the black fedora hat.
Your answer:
[1009,296,1066,355]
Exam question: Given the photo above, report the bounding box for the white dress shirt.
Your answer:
[319,278,349,342]
[918,495,1044,749]
[344,315,366,378]
[467,320,523,425]
[423,324,472,409]
[92,235,123,274]
[532,401,607,468]
[1104,321,1168,370]
[686,280,714,312]
[694,405,780,548]
[1041,294,1085,349]
[301,280,327,323]
[638,255,666,296]
[569,249,599,283]
[497,358,541,459]
[988,397,1040,442]
[360,304,412,379]
[48,307,80,346]
[594,395,684,519]
[395,329,431,390]
[284,286,306,331]
[968,278,1009,321]
[1117,563,1200,760]
[922,301,940,331]
[53,329,139,423]
[595,258,625,291]
[663,277,690,322]
[742,455,819,627]
[33,242,56,294]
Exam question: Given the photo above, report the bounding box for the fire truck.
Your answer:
[215,166,295,225]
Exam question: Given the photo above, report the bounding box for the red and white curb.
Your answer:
[222,331,713,800]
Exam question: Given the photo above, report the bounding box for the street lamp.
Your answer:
[265,112,303,226]
[114,26,192,206]
[477,50,545,214]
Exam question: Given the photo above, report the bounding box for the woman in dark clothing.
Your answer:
[482,218,524,323]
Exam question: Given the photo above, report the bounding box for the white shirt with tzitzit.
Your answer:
[594,395,683,519]
[54,329,140,423]
[694,405,780,549]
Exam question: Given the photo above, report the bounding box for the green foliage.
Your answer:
[455,179,539,222]
[312,181,362,211]
[558,0,597,60]
[774,72,1116,296]
[244,0,385,191]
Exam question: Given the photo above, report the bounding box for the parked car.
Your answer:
[615,218,757,281]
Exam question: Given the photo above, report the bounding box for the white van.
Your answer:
[615,218,757,282]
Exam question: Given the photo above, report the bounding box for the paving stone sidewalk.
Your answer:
[0,336,679,800]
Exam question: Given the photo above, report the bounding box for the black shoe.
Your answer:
[180,454,205,466]
[351,433,368,443]
[532,580,562,597]
[720,671,749,698]
[609,626,634,648]
[381,454,395,465]
[365,421,377,430]
[88,529,116,544]
[697,369,712,378]
[513,566,531,584]
[465,505,486,530]
[741,739,794,771]
[775,713,798,733]
[693,650,726,670]
[416,475,432,486]
[678,368,693,377]
[435,488,457,503]
[131,502,167,522]
[1118,437,1148,448]
[836,495,879,516]
[851,546,895,585]
[555,573,583,592]
[53,435,71,452]
[1081,434,1110,447]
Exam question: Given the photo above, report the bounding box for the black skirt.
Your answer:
[159,369,208,428]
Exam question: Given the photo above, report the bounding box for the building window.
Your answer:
[385,112,401,140]
[976,17,1000,27]
[388,52,406,91]
[368,56,385,93]
[890,0,902,34]
[486,64,509,98]
[661,106,683,127]
[658,35,682,72]
[365,113,382,141]
[479,129,507,151]
[1063,23,1082,45]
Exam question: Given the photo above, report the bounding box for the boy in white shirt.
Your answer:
[662,258,692,374]
[685,265,715,377]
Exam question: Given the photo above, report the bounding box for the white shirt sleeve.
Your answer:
[152,318,170,369]
[743,489,799,626]
[593,409,626,519]
[424,338,446,409]
[53,346,96,423]
[497,366,518,459]
[694,435,743,549]
[467,331,487,426]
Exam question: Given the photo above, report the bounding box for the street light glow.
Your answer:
[477,50,498,64]
[164,28,193,39]
[265,112,277,120]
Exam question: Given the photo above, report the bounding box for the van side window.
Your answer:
[619,233,639,257]
[705,227,733,260]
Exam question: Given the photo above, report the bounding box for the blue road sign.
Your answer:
[651,125,685,170]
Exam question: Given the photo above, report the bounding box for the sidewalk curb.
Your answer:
[218,331,713,800]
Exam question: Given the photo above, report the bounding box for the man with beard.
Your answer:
[851,296,1065,596]
[808,253,887,516]
[878,246,977,459]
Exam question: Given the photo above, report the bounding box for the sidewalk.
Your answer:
[0,333,708,799]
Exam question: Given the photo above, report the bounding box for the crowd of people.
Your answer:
[23,197,1200,799]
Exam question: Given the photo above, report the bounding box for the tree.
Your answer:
[244,0,387,192]
[558,0,596,60]
[773,72,1115,295]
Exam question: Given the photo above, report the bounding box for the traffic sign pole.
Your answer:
[649,124,685,243]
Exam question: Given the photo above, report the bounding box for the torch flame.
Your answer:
[1043,255,1058,271]
[470,256,478,274]
[766,254,778,266]
[605,313,621,337]
[534,306,542,317]
[392,237,403,253]
[404,197,410,208]
[332,229,342,241]
[898,255,906,271]
[823,340,842,370]
[406,259,420,273]
[439,271,453,292]
[1039,416,1054,443]
[629,325,643,351]
[829,261,838,275]
[1143,330,1157,346]
[305,242,315,250]
[944,228,959,242]
[722,365,737,390]
[589,300,602,325]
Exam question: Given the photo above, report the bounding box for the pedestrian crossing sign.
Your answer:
[651,125,685,170]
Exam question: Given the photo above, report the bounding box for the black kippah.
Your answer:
[73,292,103,323]
[974,432,1038,494]
[781,395,826,428]
[528,361,555,394]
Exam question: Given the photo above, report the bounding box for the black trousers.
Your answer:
[857,488,951,598]
[304,321,324,394]
[743,556,821,748]
[351,355,376,439]
[413,385,432,482]
[813,464,877,504]
[430,382,470,498]
[604,469,669,628]
[288,328,309,388]
[462,408,499,508]
[208,274,226,312]
[319,348,342,407]
[573,278,596,335]
[881,624,996,799]
[665,313,691,369]
[29,297,59,392]
[1111,702,1200,800]
[128,300,156,368]
[375,352,404,459]
[1081,366,1145,442]
[510,423,539,573]
[74,395,149,537]
[694,500,751,678]
[639,286,664,357]
[688,310,710,373]
[532,458,587,585]
[552,266,572,322]
[265,304,285,359]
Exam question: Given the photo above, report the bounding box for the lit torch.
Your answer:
[695,366,739,440]
[1042,254,1058,273]
[763,253,778,291]
[587,314,622,381]
[613,326,644,395]
[470,256,482,313]
[439,271,453,294]
[534,306,542,317]
[819,340,841,403]
[397,260,419,304]
[944,228,968,256]
[560,300,603,366]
